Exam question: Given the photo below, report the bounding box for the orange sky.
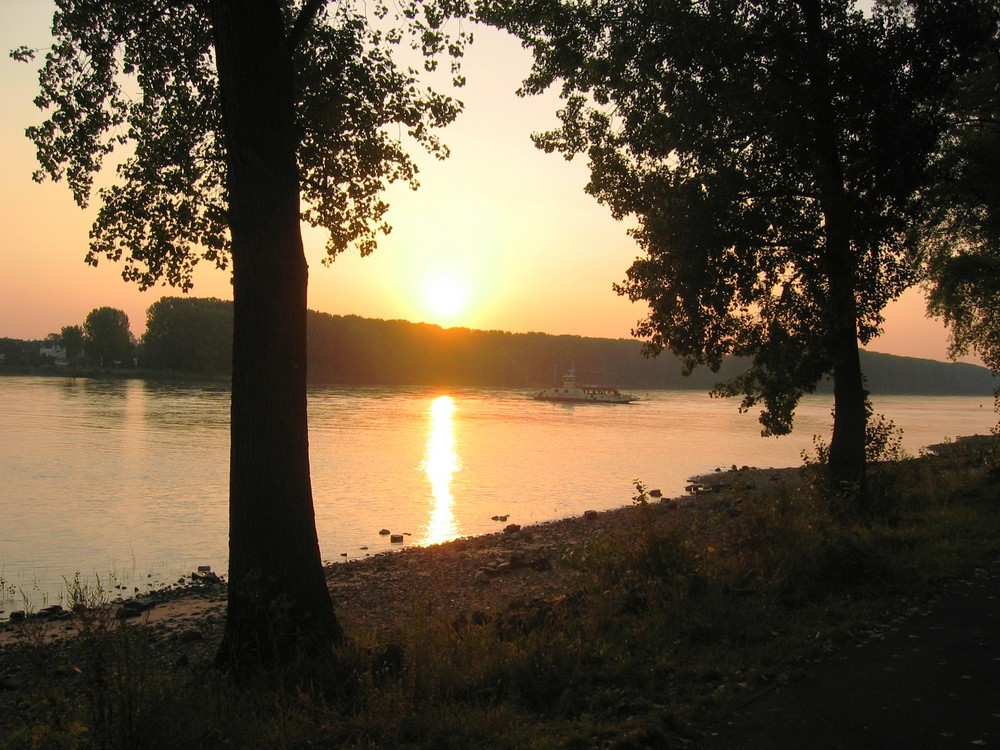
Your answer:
[0,2,974,365]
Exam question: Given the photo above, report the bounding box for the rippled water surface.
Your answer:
[1,376,994,608]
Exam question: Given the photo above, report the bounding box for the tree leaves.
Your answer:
[483,0,997,434]
[82,306,135,365]
[920,45,1000,371]
[15,0,470,288]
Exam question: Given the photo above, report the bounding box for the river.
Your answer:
[0,375,994,610]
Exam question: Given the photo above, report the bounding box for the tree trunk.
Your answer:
[796,0,868,499]
[825,249,869,501]
[211,0,343,670]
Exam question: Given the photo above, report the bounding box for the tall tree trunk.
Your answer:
[796,0,868,499]
[825,244,869,501]
[211,0,343,670]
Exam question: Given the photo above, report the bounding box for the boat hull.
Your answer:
[533,368,637,404]
[533,394,635,404]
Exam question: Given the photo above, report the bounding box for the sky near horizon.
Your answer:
[0,1,975,365]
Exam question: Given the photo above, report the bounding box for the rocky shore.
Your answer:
[0,463,801,732]
[1,464,800,645]
[4,438,997,747]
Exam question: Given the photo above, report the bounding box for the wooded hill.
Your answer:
[10,297,995,395]
[305,311,996,395]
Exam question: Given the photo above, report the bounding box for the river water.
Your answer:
[1,376,995,609]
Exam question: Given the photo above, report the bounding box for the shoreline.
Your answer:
[0,436,989,648]
[0,463,800,650]
[3,438,998,746]
[4,376,995,617]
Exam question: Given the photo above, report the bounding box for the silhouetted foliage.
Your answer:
[921,41,1000,373]
[141,297,233,376]
[121,296,998,392]
[60,324,85,366]
[305,312,995,394]
[480,0,999,495]
[0,338,51,368]
[16,0,470,671]
[83,307,135,367]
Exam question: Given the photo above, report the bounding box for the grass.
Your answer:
[2,436,1000,749]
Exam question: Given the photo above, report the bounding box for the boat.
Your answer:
[533,369,637,404]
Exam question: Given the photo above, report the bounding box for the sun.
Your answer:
[423,272,471,323]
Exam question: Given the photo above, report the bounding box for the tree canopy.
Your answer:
[920,42,1000,373]
[82,306,134,366]
[17,0,471,670]
[60,324,84,366]
[14,0,469,290]
[481,0,999,492]
[142,297,234,375]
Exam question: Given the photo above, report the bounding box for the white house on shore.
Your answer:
[39,344,68,366]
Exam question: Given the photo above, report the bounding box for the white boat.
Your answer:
[533,369,637,404]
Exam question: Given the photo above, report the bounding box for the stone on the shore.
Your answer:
[8,610,26,622]
[583,509,599,520]
[473,570,491,585]
[649,489,662,497]
[503,523,521,535]
[38,604,70,620]
[191,569,222,584]
[379,528,391,535]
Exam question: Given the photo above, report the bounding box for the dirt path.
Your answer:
[699,561,1000,749]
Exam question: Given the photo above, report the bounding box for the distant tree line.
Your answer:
[309,312,997,396]
[1,306,136,370]
[141,297,233,375]
[6,296,992,396]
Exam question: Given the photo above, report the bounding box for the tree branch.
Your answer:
[287,0,326,53]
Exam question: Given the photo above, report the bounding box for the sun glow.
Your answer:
[422,272,471,324]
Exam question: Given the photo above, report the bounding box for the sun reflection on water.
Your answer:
[421,395,461,546]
